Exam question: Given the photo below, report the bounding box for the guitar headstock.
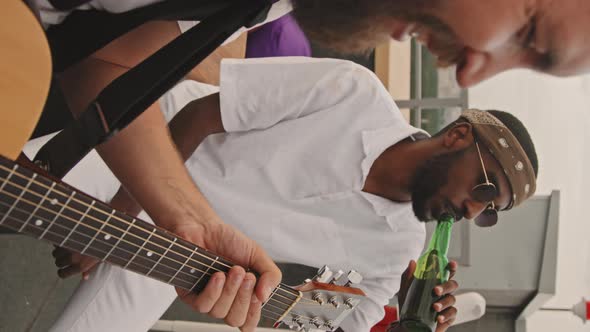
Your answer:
[274,267,366,331]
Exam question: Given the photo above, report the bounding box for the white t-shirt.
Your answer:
[34,0,292,44]
[24,57,426,331]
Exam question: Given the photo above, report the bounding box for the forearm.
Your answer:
[59,56,219,230]
[106,92,223,217]
[95,105,218,229]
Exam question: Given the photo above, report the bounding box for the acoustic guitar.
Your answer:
[0,1,366,331]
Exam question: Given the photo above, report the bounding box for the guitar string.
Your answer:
[0,164,310,303]
[0,168,322,306]
[0,163,352,308]
[0,163,321,305]
[0,164,237,268]
[0,203,295,323]
[1,214,328,326]
[0,197,313,311]
[0,166,351,324]
[0,207,320,321]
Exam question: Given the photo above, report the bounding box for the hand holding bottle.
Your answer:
[396,215,459,331]
[398,260,459,332]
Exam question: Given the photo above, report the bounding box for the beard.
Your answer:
[291,0,464,65]
[409,149,465,222]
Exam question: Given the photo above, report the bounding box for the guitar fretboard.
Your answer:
[0,156,300,324]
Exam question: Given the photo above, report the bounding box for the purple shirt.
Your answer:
[246,14,311,58]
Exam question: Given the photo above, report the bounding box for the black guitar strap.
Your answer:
[33,0,271,178]
[31,1,248,139]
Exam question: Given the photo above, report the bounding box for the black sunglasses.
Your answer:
[473,142,498,227]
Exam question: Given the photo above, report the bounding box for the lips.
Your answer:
[444,201,463,221]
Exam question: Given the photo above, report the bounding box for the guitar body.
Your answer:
[0,0,51,160]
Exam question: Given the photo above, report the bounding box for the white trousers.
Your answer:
[49,250,178,332]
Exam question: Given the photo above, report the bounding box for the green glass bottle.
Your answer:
[398,214,454,332]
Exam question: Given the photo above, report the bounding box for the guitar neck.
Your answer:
[0,156,300,315]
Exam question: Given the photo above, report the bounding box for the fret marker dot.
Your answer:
[104,234,111,240]
[190,268,196,274]
[35,219,43,226]
[50,198,58,205]
[146,251,153,257]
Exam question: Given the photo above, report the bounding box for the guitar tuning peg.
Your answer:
[328,296,341,308]
[344,270,363,287]
[312,292,325,305]
[291,315,305,331]
[344,298,356,309]
[329,270,344,284]
[311,317,323,328]
[313,265,333,283]
[324,320,336,331]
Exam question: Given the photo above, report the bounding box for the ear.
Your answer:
[443,122,474,150]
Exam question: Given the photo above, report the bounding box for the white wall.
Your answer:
[469,69,590,331]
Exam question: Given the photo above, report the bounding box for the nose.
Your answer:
[463,199,488,221]
[455,48,522,88]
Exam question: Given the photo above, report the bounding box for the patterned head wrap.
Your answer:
[460,109,536,209]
